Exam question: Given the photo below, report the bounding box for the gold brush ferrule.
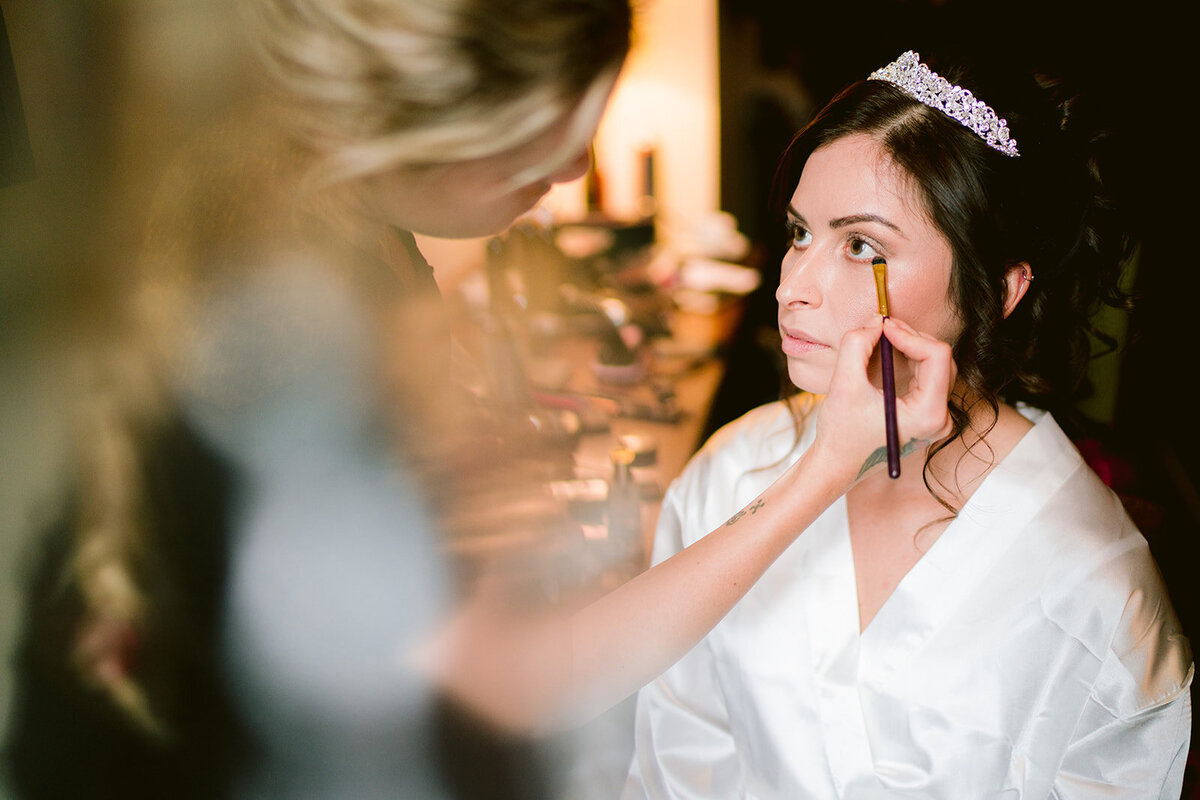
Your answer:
[872,259,890,316]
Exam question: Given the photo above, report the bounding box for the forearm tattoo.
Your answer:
[725,497,766,527]
[856,438,922,479]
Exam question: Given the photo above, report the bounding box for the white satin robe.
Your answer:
[623,401,1192,799]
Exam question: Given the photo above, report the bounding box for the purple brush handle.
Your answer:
[880,328,900,479]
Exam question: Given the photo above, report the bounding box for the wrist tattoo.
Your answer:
[856,438,922,479]
[725,497,766,526]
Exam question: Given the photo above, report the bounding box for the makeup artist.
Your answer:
[6,3,954,799]
[624,49,1191,798]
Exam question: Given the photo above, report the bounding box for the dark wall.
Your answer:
[0,3,34,188]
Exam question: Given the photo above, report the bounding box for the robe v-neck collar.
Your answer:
[799,408,1078,790]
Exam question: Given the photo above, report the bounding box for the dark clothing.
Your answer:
[7,416,249,800]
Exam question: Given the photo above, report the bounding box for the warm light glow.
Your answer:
[543,0,719,235]
[423,0,720,279]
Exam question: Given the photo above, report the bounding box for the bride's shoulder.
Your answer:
[679,398,807,484]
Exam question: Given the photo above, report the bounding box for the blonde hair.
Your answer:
[66,336,172,739]
[248,0,632,185]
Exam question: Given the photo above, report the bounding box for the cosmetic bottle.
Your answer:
[605,446,641,564]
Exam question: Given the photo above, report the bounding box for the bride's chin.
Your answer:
[785,362,831,397]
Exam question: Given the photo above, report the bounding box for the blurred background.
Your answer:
[1,0,1192,797]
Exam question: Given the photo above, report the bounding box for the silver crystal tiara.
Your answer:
[869,50,1019,157]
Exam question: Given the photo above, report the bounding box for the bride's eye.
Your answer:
[787,221,812,248]
[847,236,880,261]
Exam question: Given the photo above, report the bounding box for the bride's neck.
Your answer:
[921,388,1031,506]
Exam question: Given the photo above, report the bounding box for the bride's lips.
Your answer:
[780,325,831,357]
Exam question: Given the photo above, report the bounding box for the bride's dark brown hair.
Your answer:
[772,54,1134,509]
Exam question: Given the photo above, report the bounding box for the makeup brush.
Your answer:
[871,257,900,479]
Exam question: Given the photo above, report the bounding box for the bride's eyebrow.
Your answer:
[829,213,906,238]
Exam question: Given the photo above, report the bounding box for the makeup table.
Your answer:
[436,216,753,591]
[545,331,728,562]
[442,325,728,570]
[438,286,740,594]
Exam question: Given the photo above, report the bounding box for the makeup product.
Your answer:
[871,257,901,479]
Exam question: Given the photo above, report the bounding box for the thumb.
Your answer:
[828,319,884,394]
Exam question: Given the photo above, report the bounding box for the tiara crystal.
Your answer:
[869,50,1019,157]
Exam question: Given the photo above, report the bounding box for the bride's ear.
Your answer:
[1002,261,1033,319]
